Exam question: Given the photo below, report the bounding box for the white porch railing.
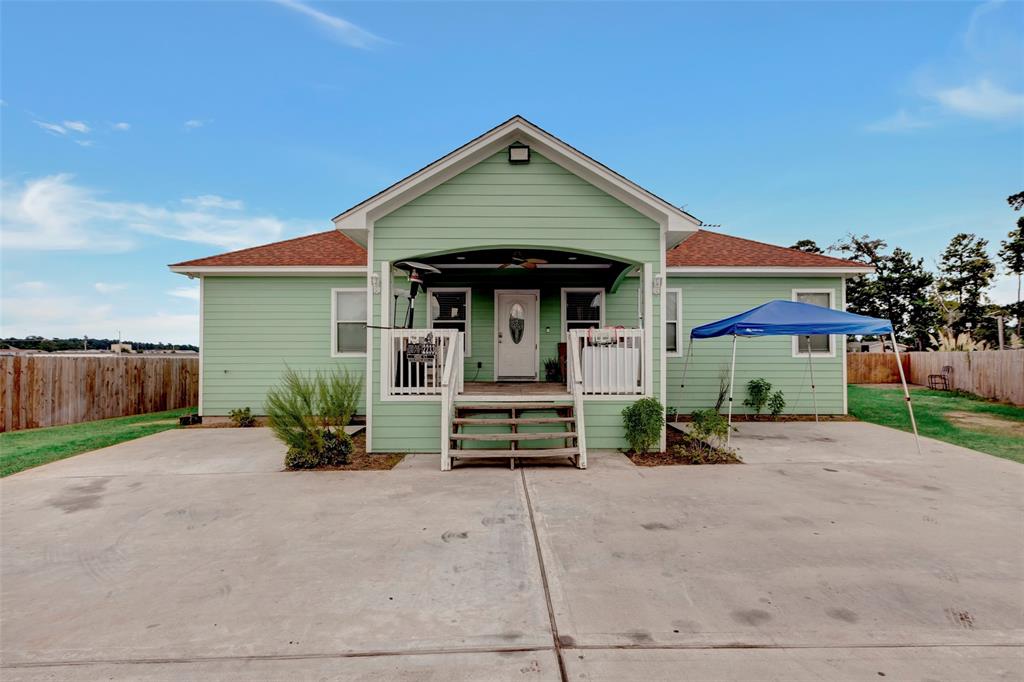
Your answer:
[385,329,461,397]
[439,332,464,471]
[567,328,646,396]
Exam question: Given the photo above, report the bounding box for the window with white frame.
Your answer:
[332,288,367,355]
[793,289,833,355]
[562,288,604,339]
[428,288,471,355]
[665,289,682,355]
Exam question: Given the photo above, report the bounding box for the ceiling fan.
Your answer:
[498,251,549,270]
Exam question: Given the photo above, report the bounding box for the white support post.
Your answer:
[891,333,922,455]
[806,336,819,423]
[726,334,738,444]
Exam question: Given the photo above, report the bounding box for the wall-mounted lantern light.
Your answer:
[370,272,381,294]
[508,142,530,164]
[653,274,663,295]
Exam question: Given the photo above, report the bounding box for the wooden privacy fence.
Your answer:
[1,355,198,432]
[847,352,910,384]
[848,350,1024,406]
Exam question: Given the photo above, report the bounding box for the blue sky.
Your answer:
[2,0,1022,345]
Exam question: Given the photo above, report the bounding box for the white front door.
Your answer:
[495,291,539,380]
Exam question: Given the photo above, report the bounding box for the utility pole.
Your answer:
[83,335,88,351]
[997,316,1005,351]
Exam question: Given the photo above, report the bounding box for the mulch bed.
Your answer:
[298,432,404,471]
[668,414,857,423]
[624,425,743,467]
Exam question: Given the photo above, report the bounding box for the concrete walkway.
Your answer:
[1,424,1021,680]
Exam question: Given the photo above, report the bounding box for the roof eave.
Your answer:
[666,266,874,276]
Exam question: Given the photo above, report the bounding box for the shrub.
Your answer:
[767,391,785,417]
[228,407,257,427]
[622,397,664,454]
[743,378,773,415]
[266,367,363,469]
[543,357,561,382]
[671,442,741,465]
[665,406,678,423]
[681,408,739,463]
[690,408,729,446]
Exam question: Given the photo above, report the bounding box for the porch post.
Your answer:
[726,334,738,444]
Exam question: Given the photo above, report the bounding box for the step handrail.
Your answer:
[568,330,587,469]
[439,331,463,471]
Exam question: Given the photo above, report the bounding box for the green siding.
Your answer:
[370,149,663,453]
[666,277,846,415]
[202,276,367,416]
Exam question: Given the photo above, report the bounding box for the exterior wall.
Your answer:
[369,149,663,453]
[665,276,846,415]
[202,276,367,416]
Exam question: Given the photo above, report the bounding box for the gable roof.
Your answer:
[667,230,871,272]
[169,230,366,273]
[332,115,701,247]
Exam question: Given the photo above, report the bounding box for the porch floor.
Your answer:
[457,381,569,401]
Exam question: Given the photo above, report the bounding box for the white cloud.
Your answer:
[168,285,200,301]
[865,109,933,134]
[111,122,131,131]
[75,139,95,148]
[183,194,244,210]
[1,174,305,253]
[94,282,128,294]
[929,79,1024,120]
[63,120,90,133]
[34,120,66,135]
[13,281,49,292]
[0,293,198,345]
[184,119,208,130]
[989,273,1021,307]
[273,0,385,49]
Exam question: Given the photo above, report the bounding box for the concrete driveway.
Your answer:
[2,423,1021,680]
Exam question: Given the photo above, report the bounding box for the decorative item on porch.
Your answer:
[393,261,441,329]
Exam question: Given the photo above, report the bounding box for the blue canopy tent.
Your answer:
[684,300,919,452]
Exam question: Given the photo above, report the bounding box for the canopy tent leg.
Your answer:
[726,334,737,444]
[805,335,819,423]
[890,333,921,454]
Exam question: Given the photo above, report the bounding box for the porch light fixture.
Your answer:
[370,272,381,294]
[508,142,530,164]
[653,274,663,295]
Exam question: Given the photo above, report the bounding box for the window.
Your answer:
[665,289,682,355]
[332,288,367,355]
[793,289,834,356]
[562,288,604,339]
[428,288,471,356]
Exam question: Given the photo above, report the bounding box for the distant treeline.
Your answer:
[3,336,199,353]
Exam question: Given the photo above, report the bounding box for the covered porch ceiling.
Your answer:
[410,248,636,292]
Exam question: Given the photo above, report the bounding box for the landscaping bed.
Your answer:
[289,432,404,471]
[625,423,742,467]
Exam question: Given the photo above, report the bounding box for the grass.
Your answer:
[1,408,191,477]
[848,385,1024,464]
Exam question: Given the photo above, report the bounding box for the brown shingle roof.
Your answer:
[170,230,367,268]
[170,228,863,270]
[667,230,866,268]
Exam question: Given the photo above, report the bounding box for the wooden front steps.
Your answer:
[450,402,580,469]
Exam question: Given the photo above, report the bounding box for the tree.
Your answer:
[829,233,888,320]
[875,248,938,349]
[937,233,996,340]
[1002,192,1024,335]
[829,234,940,348]
[790,239,822,254]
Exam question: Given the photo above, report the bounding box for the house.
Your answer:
[170,116,870,469]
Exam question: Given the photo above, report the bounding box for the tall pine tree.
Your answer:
[937,233,996,339]
[1001,192,1024,336]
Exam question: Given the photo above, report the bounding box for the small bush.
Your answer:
[665,406,678,423]
[743,378,773,415]
[679,408,739,464]
[229,407,257,427]
[671,442,741,465]
[284,430,352,469]
[767,391,785,417]
[267,367,363,469]
[622,397,664,454]
[543,357,562,382]
[691,408,729,445]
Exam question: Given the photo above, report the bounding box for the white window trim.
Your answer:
[665,288,682,357]
[427,287,472,358]
[560,287,606,341]
[331,287,368,357]
[791,288,837,358]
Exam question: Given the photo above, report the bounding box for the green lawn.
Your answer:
[0,408,191,477]
[848,385,1024,464]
